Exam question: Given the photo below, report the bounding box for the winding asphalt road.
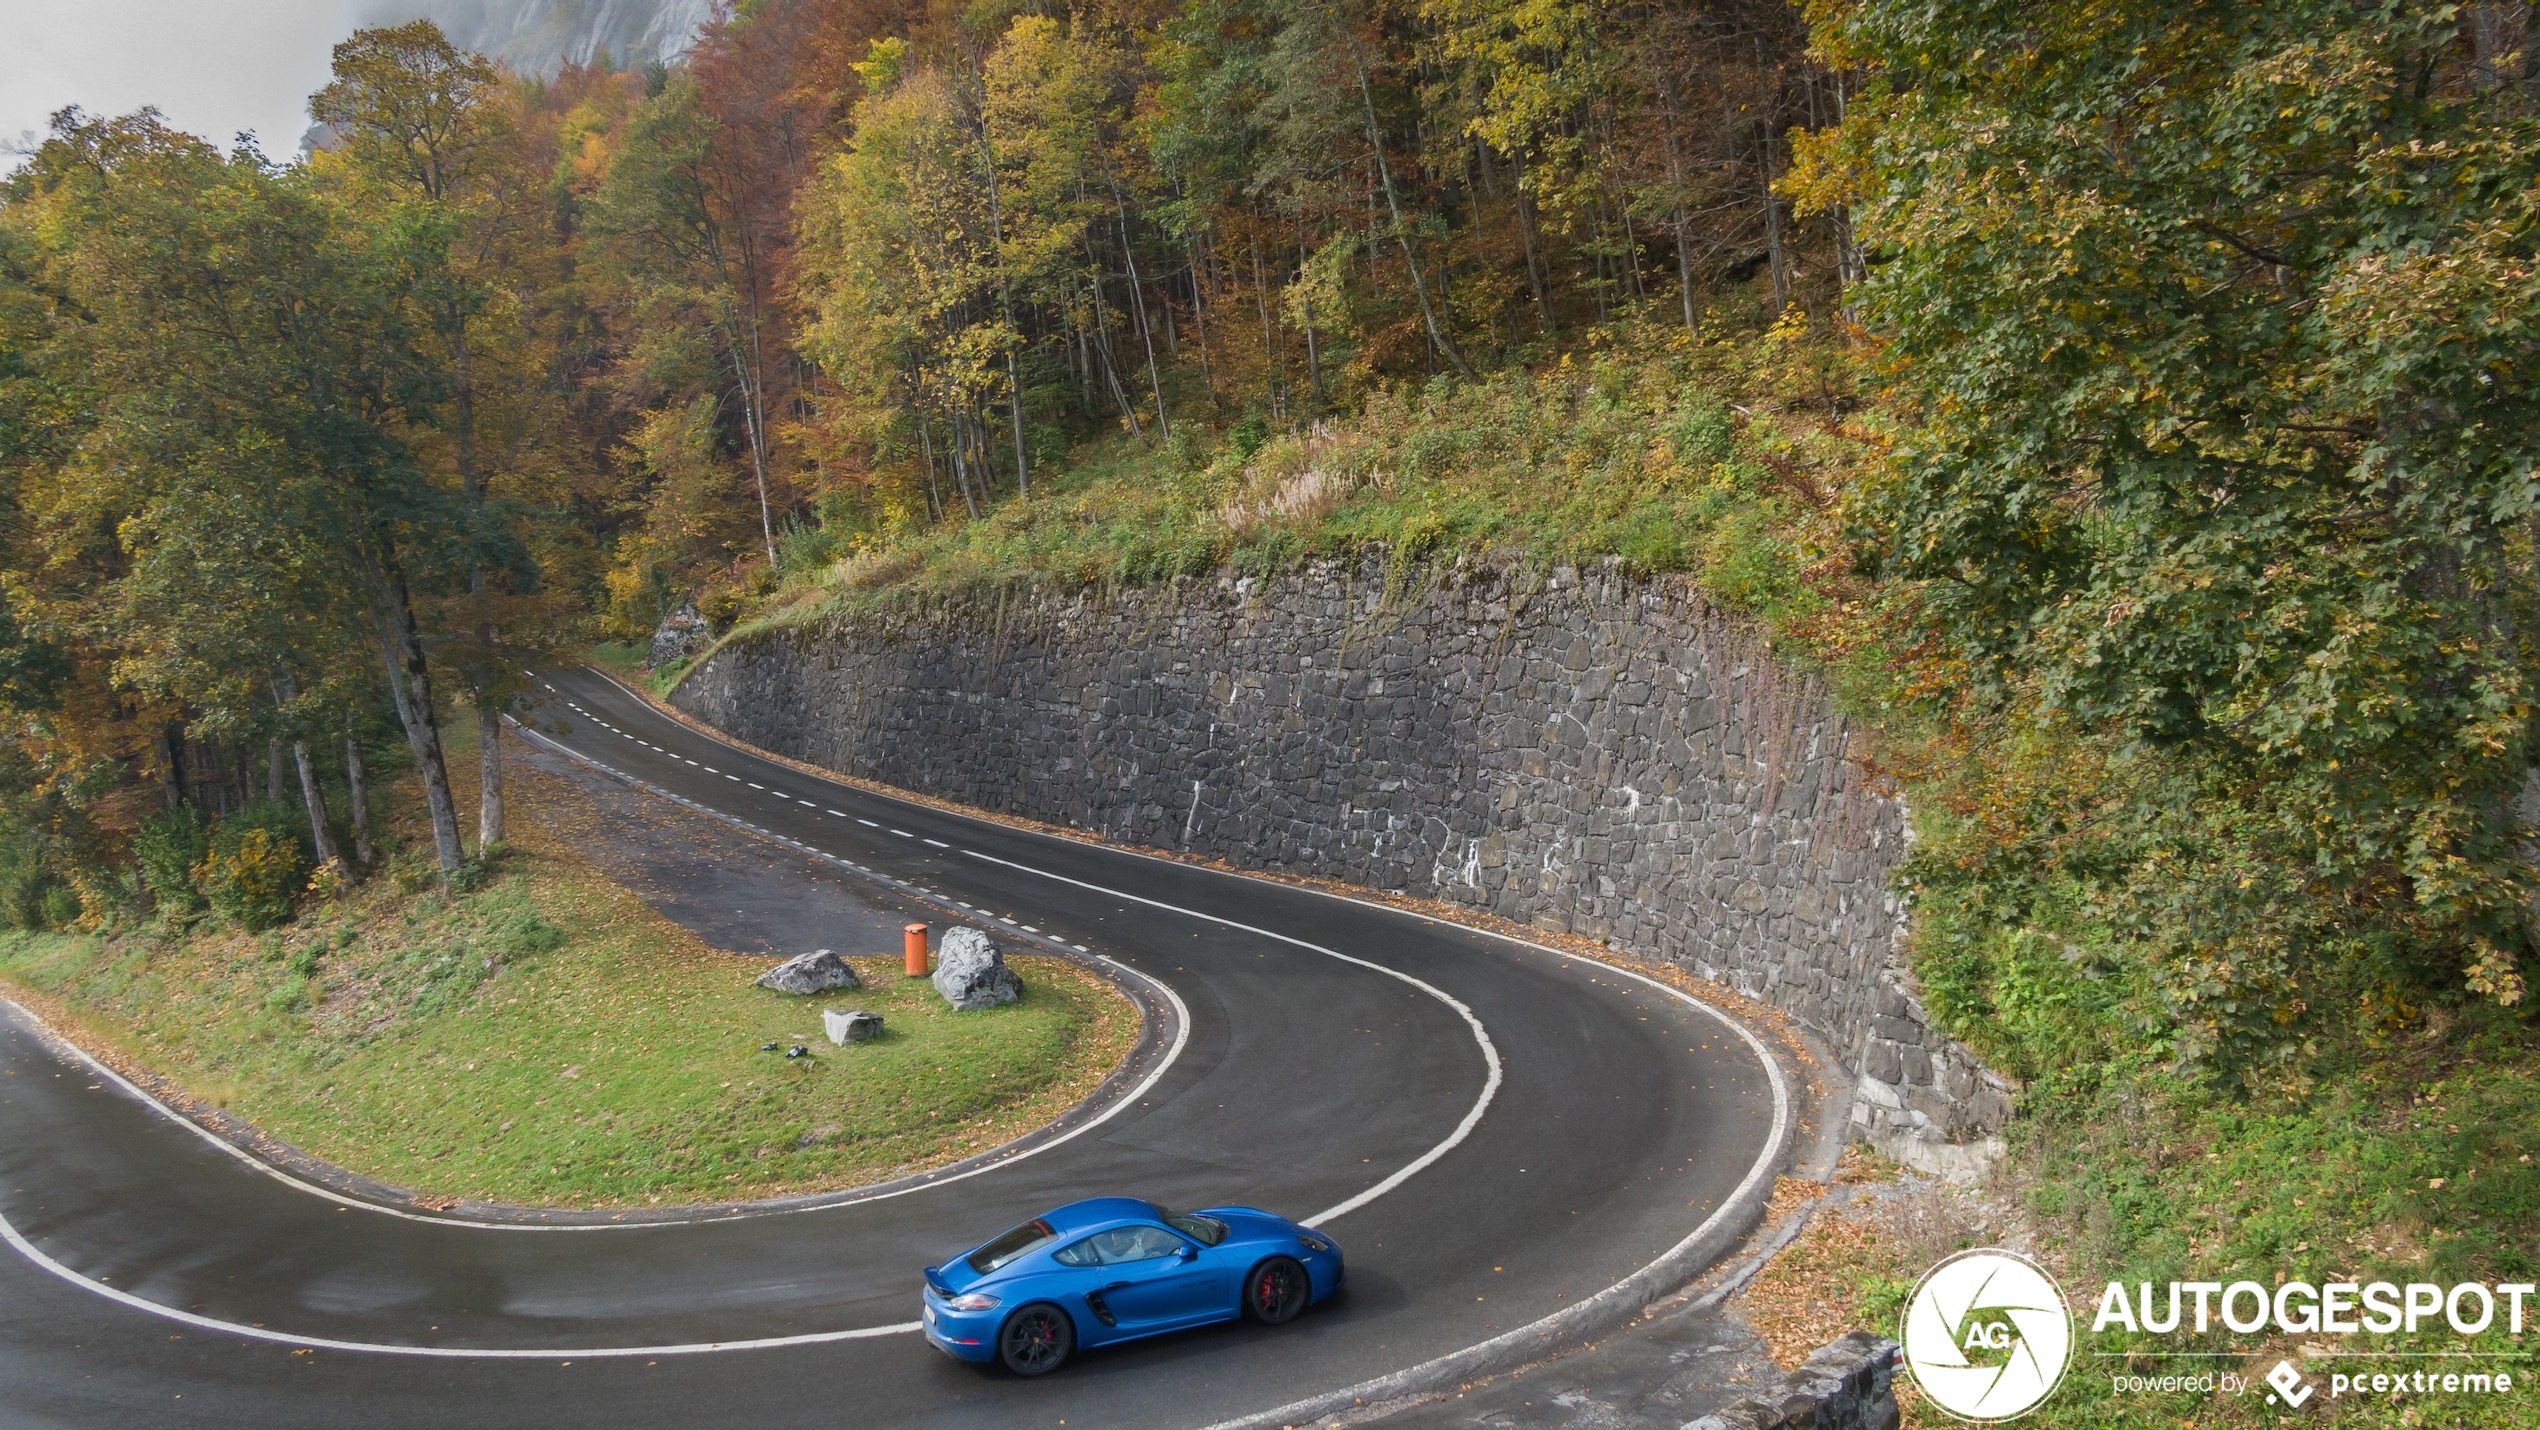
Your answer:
[0,666,1788,1428]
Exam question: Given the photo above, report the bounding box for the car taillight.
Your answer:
[944,1293,1001,1312]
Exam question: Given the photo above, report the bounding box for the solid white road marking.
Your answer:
[558,666,1792,1404]
[958,848,1503,1227]
[62,668,1786,1391]
[0,1211,920,1357]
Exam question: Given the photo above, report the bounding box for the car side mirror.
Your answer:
[1177,1246,1199,1261]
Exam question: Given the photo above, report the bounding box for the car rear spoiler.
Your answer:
[922,1265,954,1296]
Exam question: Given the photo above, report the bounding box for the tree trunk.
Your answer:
[1188,240,1220,409]
[1757,37,1789,312]
[267,740,287,804]
[1829,72,1867,300]
[1297,245,1326,408]
[1249,227,1284,419]
[1349,37,1476,380]
[725,339,781,569]
[1083,246,1146,440]
[154,726,185,811]
[477,706,505,847]
[369,565,466,873]
[293,741,341,869]
[1655,74,1699,332]
[1509,149,1557,339]
[203,740,227,815]
[977,136,1032,497]
[1110,183,1173,440]
[345,735,375,866]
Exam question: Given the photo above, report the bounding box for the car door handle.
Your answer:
[1104,1281,1131,1291]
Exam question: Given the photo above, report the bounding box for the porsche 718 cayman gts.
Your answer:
[920,1197,1345,1374]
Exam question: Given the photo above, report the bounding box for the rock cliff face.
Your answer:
[673,556,2010,1173]
[358,0,713,74]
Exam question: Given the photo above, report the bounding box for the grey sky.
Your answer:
[2,1,360,162]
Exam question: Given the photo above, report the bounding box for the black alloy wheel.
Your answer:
[997,1303,1075,1376]
[1246,1257,1310,1325]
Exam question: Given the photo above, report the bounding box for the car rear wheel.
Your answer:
[1245,1256,1310,1325]
[998,1303,1075,1376]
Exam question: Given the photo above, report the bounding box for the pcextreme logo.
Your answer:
[1901,1248,2075,1422]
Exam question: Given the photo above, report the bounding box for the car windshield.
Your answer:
[1157,1207,1230,1246]
[966,1217,1056,1274]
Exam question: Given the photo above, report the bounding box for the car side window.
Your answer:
[1061,1225,1189,1266]
[1120,1225,1187,1261]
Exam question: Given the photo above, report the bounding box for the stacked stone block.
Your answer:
[674,555,2010,1166]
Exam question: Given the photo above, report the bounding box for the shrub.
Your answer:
[134,807,211,914]
[34,885,81,930]
[775,518,840,578]
[1228,412,1270,462]
[485,910,565,963]
[196,805,310,931]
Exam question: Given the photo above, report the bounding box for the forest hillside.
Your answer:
[2,4,2537,1414]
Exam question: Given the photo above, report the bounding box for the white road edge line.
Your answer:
[0,911,1189,1354]
[0,1209,917,1358]
[524,666,1790,1392]
[958,848,1502,1228]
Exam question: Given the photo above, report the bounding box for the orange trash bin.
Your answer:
[904,923,930,977]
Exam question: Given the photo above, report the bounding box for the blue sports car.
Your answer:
[920,1197,1345,1374]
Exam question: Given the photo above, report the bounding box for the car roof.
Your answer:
[1039,1196,1166,1234]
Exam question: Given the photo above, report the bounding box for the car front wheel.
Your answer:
[998,1303,1075,1376]
[1245,1256,1310,1325]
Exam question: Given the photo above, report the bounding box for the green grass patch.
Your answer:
[0,822,1136,1208]
[581,639,687,699]
[711,316,1861,661]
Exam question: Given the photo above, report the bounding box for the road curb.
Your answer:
[584,660,1819,1416]
[0,730,1191,1231]
[1198,1037,1802,1430]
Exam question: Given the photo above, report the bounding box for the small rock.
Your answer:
[756,949,862,996]
[823,1009,884,1045]
[931,926,1022,1010]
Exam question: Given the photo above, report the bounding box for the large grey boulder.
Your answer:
[647,602,712,669]
[931,927,1022,1010]
[822,1009,884,1044]
[756,949,862,995]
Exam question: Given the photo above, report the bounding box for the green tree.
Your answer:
[5,111,478,873]
[1806,0,2540,1066]
[314,22,565,848]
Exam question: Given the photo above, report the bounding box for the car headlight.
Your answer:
[943,1292,1001,1312]
[1297,1234,1334,1255]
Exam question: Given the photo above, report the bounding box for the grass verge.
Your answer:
[0,746,1138,1209]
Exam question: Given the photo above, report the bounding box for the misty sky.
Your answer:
[3,1,361,163]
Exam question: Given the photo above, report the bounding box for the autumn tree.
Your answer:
[1806,0,2540,1064]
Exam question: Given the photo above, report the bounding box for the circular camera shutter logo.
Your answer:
[1900,1248,2073,1422]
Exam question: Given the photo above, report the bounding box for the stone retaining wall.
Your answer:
[672,556,2009,1169]
[1688,1332,1903,1430]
